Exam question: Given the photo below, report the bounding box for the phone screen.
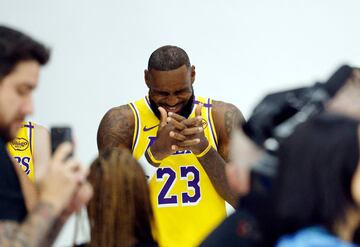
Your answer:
[51,127,73,154]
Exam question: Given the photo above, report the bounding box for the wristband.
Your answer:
[147,147,162,164]
[195,142,212,158]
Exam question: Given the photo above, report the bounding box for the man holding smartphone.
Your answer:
[0,25,92,246]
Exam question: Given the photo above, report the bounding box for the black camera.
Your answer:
[243,64,353,150]
[242,65,353,195]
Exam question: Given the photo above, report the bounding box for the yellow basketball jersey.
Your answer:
[7,122,35,182]
[130,96,226,247]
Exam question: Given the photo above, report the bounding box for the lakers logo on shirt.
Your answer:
[10,137,29,151]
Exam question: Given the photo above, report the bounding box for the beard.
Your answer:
[0,117,24,142]
[149,87,195,119]
[0,125,15,142]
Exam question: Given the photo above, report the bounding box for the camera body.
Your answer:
[242,65,353,194]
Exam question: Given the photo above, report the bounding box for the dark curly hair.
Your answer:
[0,25,50,81]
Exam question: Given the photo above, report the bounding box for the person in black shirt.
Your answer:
[201,66,360,246]
[0,25,93,246]
[0,137,27,222]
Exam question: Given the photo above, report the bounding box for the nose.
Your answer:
[166,95,179,107]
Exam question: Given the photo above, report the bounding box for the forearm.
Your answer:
[144,147,161,167]
[197,147,238,207]
[0,201,62,247]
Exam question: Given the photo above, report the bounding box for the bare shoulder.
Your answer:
[211,100,245,138]
[34,124,50,139]
[210,100,244,161]
[33,123,50,149]
[32,123,51,181]
[97,104,135,153]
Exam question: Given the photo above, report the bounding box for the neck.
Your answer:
[333,208,360,242]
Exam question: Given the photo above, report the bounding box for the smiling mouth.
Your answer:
[163,105,182,113]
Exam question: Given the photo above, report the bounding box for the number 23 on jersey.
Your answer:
[156,165,201,207]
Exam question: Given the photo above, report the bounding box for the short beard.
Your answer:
[148,87,195,119]
[0,126,14,143]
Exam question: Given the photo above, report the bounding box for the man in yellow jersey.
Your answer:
[97,45,245,246]
[7,122,50,182]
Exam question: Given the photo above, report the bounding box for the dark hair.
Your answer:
[148,45,190,71]
[87,148,157,247]
[0,25,50,80]
[273,113,360,235]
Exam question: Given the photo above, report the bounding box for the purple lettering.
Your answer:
[157,167,178,206]
[156,166,201,207]
[181,166,201,205]
[21,157,31,175]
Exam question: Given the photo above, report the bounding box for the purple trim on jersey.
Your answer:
[207,99,218,148]
[145,96,151,107]
[24,122,34,155]
[194,100,212,108]
[130,103,140,152]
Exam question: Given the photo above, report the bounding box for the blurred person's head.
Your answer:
[0,25,49,141]
[273,113,360,241]
[87,148,157,247]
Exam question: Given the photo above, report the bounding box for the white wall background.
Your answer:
[1,0,360,245]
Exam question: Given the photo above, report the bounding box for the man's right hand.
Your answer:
[149,106,204,161]
[148,107,186,161]
[37,142,90,216]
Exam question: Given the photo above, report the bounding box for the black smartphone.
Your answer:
[51,126,73,154]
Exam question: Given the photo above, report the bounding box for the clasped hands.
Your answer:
[150,103,209,161]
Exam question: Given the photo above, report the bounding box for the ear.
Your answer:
[190,65,196,84]
[144,69,150,88]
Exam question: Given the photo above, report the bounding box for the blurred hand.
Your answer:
[227,128,264,196]
[38,142,89,215]
[61,181,93,221]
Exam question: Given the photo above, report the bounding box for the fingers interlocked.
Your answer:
[167,105,205,152]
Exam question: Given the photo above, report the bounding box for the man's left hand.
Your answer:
[168,104,209,155]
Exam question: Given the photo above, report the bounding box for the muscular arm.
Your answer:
[214,101,245,162]
[198,101,245,207]
[97,105,135,153]
[0,202,62,247]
